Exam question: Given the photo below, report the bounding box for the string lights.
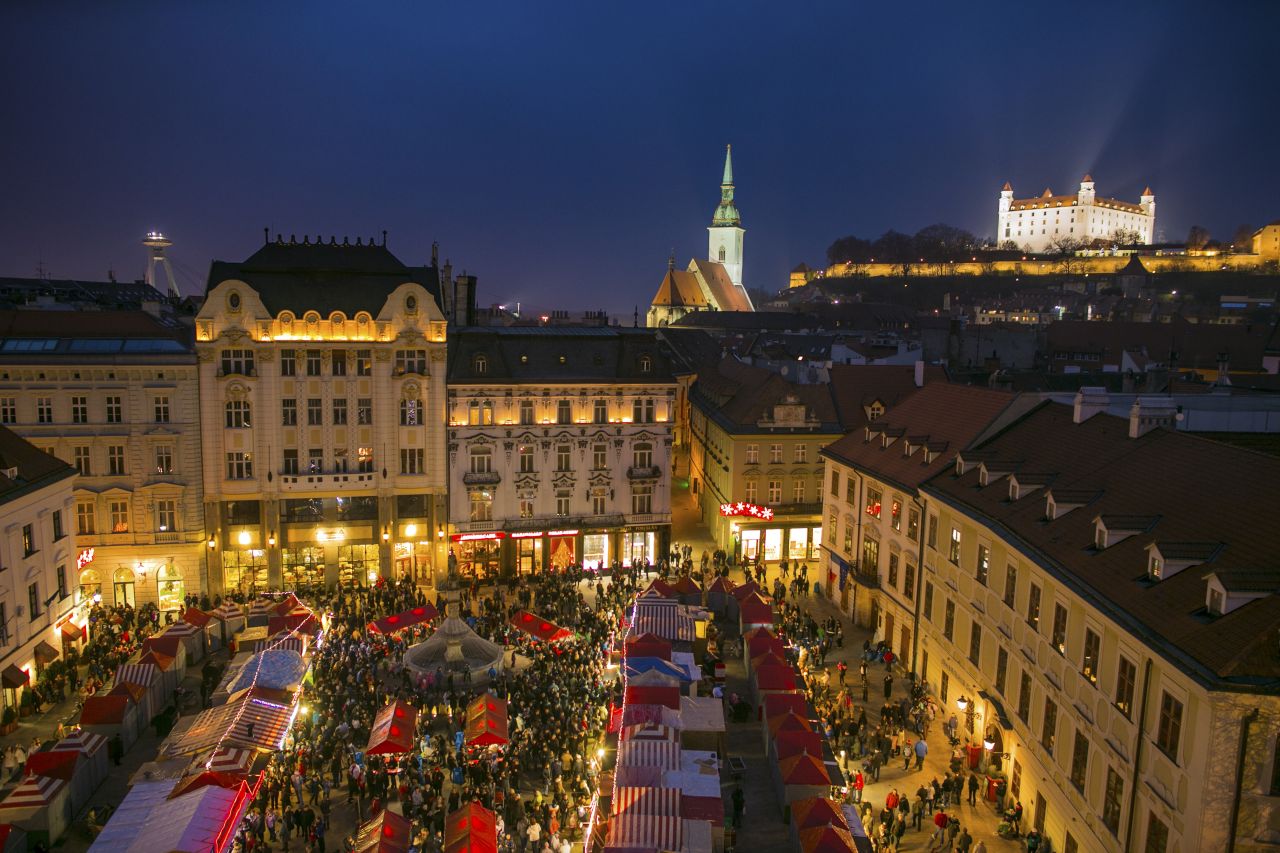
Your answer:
[583,592,641,850]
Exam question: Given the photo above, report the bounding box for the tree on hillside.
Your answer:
[1232,224,1256,252]
[913,223,978,261]
[1046,235,1087,274]
[871,230,916,263]
[1186,225,1211,250]
[826,235,873,265]
[1109,227,1142,247]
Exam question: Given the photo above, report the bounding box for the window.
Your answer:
[306,448,322,474]
[37,397,53,423]
[1004,564,1017,608]
[969,622,982,665]
[153,396,170,423]
[357,446,373,473]
[1041,697,1058,754]
[556,444,571,471]
[745,479,757,503]
[357,399,372,425]
[71,396,88,424]
[1155,692,1183,761]
[1052,603,1068,654]
[226,451,253,479]
[1011,759,1022,798]
[792,479,805,503]
[903,562,915,601]
[1144,813,1169,853]
[907,508,919,541]
[1028,583,1042,630]
[0,398,14,424]
[845,477,855,504]
[1070,730,1089,791]
[794,444,807,463]
[592,443,607,470]
[220,349,254,376]
[331,350,347,376]
[927,515,937,548]
[469,490,493,522]
[355,350,372,376]
[519,444,535,473]
[948,526,961,563]
[1207,588,1224,615]
[400,399,422,426]
[746,444,760,465]
[105,395,122,423]
[520,400,535,425]
[555,491,571,516]
[995,647,1009,694]
[226,400,252,428]
[769,443,783,464]
[28,583,40,620]
[887,553,899,588]
[107,445,126,476]
[1082,629,1101,684]
[1018,672,1032,722]
[940,672,949,704]
[55,564,67,599]
[591,494,606,515]
[282,399,297,426]
[51,510,64,541]
[923,581,934,621]
[1115,656,1137,718]
[400,448,424,474]
[307,398,323,426]
[155,500,177,532]
[866,488,882,518]
[943,599,955,642]
[976,544,989,585]
[633,443,653,468]
[76,501,95,535]
[557,400,572,424]
[73,446,91,476]
[394,350,426,375]
[282,449,299,475]
[473,353,487,374]
[22,524,35,556]
[109,500,129,533]
[632,483,653,515]
[281,349,297,376]
[519,497,535,519]
[632,398,655,423]
[333,398,348,425]
[829,468,838,496]
[639,354,652,373]
[470,446,492,474]
[468,400,494,425]
[1102,768,1124,834]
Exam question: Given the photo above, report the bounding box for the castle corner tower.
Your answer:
[708,144,745,289]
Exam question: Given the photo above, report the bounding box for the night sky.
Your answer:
[2,2,1277,314]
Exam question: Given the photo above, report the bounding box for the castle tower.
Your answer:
[1078,173,1096,206]
[708,144,745,289]
[999,181,1014,214]
[1140,186,1156,219]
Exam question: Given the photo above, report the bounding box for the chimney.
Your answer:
[1073,386,1109,423]
[914,360,925,388]
[1128,396,1177,439]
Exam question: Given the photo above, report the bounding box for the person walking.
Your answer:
[967,772,979,806]
[914,736,928,770]
[928,810,949,851]
[884,673,894,700]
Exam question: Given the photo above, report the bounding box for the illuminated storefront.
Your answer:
[393,540,435,584]
[451,532,504,577]
[723,502,821,565]
[338,543,381,586]
[582,533,610,571]
[157,563,185,614]
[622,530,657,568]
[283,547,324,591]
[223,549,269,596]
[511,532,543,574]
[113,567,136,607]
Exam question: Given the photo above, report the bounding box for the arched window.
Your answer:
[157,563,184,613]
[474,354,488,375]
[112,567,136,607]
[718,246,726,262]
[638,355,652,374]
[225,400,251,428]
[79,568,101,602]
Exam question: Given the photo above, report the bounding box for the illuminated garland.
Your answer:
[583,592,640,850]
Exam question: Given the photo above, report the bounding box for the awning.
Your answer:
[168,695,296,755]
[1,665,29,689]
[464,693,509,747]
[444,802,497,853]
[61,622,84,641]
[353,808,412,853]
[611,786,681,816]
[25,749,78,780]
[369,604,438,635]
[780,753,829,785]
[34,641,60,663]
[366,701,418,755]
[607,813,683,851]
[80,694,133,725]
[141,636,183,659]
[792,797,851,832]
[182,608,213,628]
[509,610,571,642]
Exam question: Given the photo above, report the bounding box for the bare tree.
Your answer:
[1110,227,1142,247]
[1232,224,1256,253]
[1047,235,1086,274]
[1186,225,1211,250]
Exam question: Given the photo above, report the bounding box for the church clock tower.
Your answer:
[708,144,745,289]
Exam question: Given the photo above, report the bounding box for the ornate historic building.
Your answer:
[196,235,449,594]
[998,175,1155,252]
[445,328,676,575]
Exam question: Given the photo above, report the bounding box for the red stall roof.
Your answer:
[751,651,789,670]
[182,608,213,628]
[738,593,776,625]
[800,824,860,853]
[141,635,183,659]
[623,685,680,710]
[774,730,826,761]
[369,604,439,635]
[707,576,736,594]
[24,750,77,780]
[730,580,763,601]
[353,808,412,853]
[465,693,509,747]
[792,798,850,831]
[367,701,418,755]
[624,633,672,661]
[80,695,133,725]
[763,692,809,721]
[780,754,830,786]
[641,579,677,599]
[754,664,798,692]
[669,576,701,595]
[445,801,498,853]
[268,612,320,637]
[767,711,812,739]
[509,611,571,643]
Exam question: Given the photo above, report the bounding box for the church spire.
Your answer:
[711,143,741,227]
[722,144,734,185]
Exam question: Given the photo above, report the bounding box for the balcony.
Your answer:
[153,531,182,545]
[626,465,663,481]
[278,472,378,491]
[462,471,502,486]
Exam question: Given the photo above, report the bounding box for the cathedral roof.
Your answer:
[650,269,706,309]
[690,259,754,312]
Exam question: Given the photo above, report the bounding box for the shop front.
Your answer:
[223,548,269,596]
[621,529,658,568]
[393,540,436,585]
[283,546,325,592]
[510,532,544,573]
[450,532,505,578]
[582,532,610,571]
[736,523,822,564]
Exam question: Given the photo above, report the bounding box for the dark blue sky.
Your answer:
[2,1,1277,314]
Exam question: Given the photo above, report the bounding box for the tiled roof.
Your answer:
[0,425,76,505]
[447,327,675,384]
[821,384,1017,491]
[690,259,754,312]
[650,269,706,308]
[923,402,1280,685]
[1207,568,1280,595]
[1047,318,1275,372]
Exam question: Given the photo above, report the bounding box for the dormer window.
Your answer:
[1095,523,1108,550]
[1207,588,1224,616]
[867,401,885,421]
[474,354,488,375]
[1045,497,1056,520]
[638,355,652,374]
[1149,555,1163,579]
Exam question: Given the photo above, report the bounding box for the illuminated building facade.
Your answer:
[998,176,1155,252]
[0,309,204,614]
[445,328,676,574]
[196,235,448,594]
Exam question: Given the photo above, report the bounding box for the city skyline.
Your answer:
[1,2,1277,313]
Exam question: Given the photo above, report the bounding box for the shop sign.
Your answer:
[76,548,96,569]
[719,502,775,520]
[510,531,543,539]
[547,529,579,537]
[451,532,506,542]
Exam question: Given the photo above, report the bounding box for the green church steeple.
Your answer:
[711,144,741,227]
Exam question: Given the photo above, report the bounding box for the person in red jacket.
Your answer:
[853,770,865,802]
[929,810,950,850]
[885,788,899,810]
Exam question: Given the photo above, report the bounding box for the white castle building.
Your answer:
[998,175,1155,253]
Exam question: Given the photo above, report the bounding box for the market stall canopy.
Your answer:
[137,650,176,672]
[799,824,861,853]
[792,798,851,831]
[641,578,677,598]
[0,774,67,811]
[669,576,701,596]
[706,576,736,595]
[624,633,672,661]
[23,750,77,781]
[609,703,681,732]
[623,657,690,683]
[1,666,28,690]
[465,694,508,747]
[210,603,244,621]
[509,610,571,642]
[369,604,438,635]
[60,622,84,642]
[273,594,302,615]
[80,695,133,725]
[167,770,246,800]
[754,664,798,692]
[127,783,247,853]
[265,632,307,655]
[763,693,809,720]
[114,663,159,688]
[227,649,306,694]
[161,622,202,640]
[738,593,776,625]
[168,694,296,756]
[611,785,680,816]
[679,696,725,733]
[624,685,680,710]
[108,682,146,705]
[367,701,418,755]
[268,612,320,637]
[730,581,763,601]
[780,753,830,786]
[182,608,213,628]
[630,600,695,642]
[767,711,812,739]
[140,635,183,660]
[774,730,826,761]
[751,651,789,671]
[353,808,412,853]
[607,813,683,851]
[444,801,497,853]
